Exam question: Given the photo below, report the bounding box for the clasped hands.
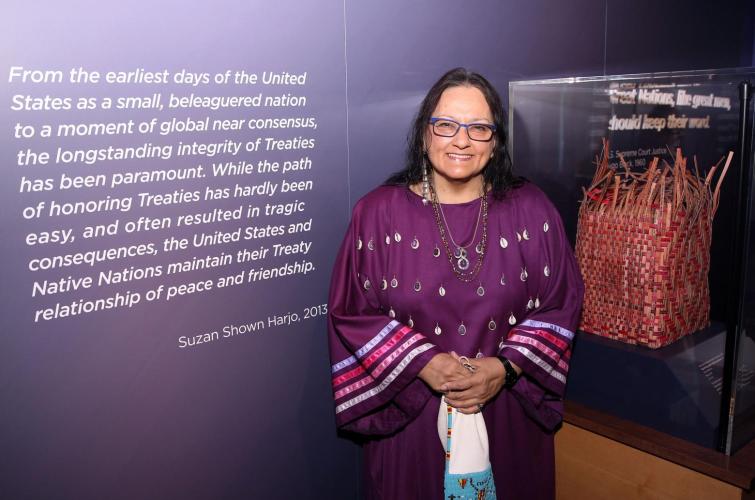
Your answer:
[418,352,506,414]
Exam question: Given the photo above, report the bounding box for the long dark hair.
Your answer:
[385,67,521,199]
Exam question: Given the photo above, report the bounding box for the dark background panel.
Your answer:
[604,0,754,75]
[343,0,607,204]
[345,0,754,205]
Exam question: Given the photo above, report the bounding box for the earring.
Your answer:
[421,156,430,205]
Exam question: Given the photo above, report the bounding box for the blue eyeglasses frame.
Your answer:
[428,117,497,142]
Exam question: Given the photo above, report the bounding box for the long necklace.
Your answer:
[438,188,482,271]
[429,181,488,282]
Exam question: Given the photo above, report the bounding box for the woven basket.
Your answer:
[576,140,732,348]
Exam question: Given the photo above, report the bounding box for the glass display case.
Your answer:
[509,68,755,454]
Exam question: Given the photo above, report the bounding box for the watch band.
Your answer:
[497,356,520,388]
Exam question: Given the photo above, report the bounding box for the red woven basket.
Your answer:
[576,140,732,348]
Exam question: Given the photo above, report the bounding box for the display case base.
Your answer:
[566,322,726,449]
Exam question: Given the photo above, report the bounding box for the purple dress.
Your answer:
[328,183,584,499]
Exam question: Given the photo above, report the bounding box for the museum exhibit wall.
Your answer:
[0,1,751,498]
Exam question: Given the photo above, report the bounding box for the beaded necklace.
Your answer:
[429,181,488,282]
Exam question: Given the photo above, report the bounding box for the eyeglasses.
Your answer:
[428,117,496,142]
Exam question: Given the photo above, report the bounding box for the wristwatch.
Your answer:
[497,356,520,388]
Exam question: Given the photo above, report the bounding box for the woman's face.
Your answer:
[425,85,495,186]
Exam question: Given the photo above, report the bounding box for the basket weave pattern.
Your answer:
[576,141,731,348]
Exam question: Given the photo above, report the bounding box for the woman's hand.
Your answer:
[418,353,472,392]
[442,356,506,414]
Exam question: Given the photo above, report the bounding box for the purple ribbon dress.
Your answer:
[328,183,584,499]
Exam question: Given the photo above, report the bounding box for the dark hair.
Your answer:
[385,67,521,199]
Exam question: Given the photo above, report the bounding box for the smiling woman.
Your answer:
[328,68,585,499]
[424,86,496,200]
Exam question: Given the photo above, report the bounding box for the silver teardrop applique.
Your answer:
[476,350,483,359]
[385,234,391,245]
[520,268,528,282]
[438,285,446,297]
[434,323,442,335]
[411,237,419,250]
[413,280,422,292]
[477,285,485,297]
[433,245,441,258]
[535,296,541,308]
[363,279,371,290]
[475,242,484,254]
[367,238,375,251]
[516,232,522,242]
[391,277,399,288]
[357,238,363,250]
[488,318,497,331]
[500,236,508,249]
[394,232,401,243]
[544,265,551,277]
[543,221,550,233]
[500,274,506,286]
[380,278,388,290]
[458,323,467,336]
[527,298,535,310]
[523,228,530,241]
[508,313,517,325]
[388,307,396,318]
[407,316,414,328]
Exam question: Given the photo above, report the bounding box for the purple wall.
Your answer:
[0,1,752,498]
[1,1,357,499]
[346,0,754,203]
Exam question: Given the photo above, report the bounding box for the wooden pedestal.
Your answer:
[556,403,755,500]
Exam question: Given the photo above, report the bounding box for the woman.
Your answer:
[328,68,583,499]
